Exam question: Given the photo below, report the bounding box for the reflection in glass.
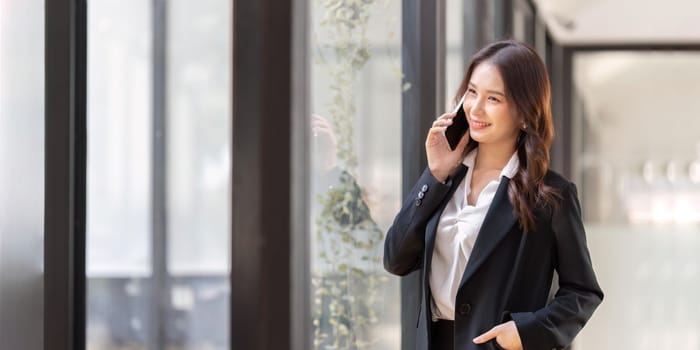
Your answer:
[310,1,401,348]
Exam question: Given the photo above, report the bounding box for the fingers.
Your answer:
[473,326,499,344]
[436,112,457,121]
[312,113,329,124]
[311,114,337,143]
[428,125,448,135]
[431,115,455,134]
[312,115,333,131]
[428,112,457,132]
[312,114,332,128]
[425,127,449,155]
[473,322,523,349]
[312,123,333,135]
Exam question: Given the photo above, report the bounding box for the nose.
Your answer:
[470,96,486,116]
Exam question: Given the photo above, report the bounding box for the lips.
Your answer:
[470,119,492,129]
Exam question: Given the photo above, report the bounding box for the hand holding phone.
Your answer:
[425,95,470,182]
[444,94,469,150]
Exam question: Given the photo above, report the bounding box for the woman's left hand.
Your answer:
[472,320,523,350]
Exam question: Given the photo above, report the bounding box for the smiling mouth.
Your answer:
[470,120,492,128]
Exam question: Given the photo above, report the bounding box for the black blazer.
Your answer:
[384,165,603,350]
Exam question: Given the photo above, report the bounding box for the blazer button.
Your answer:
[415,199,422,207]
[458,303,471,316]
[421,184,428,192]
[417,191,425,199]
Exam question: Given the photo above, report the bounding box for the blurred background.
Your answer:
[1,0,700,349]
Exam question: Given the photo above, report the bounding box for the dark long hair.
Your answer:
[454,40,558,233]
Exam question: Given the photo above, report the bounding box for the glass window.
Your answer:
[512,0,535,46]
[167,0,231,278]
[0,1,45,349]
[309,1,402,348]
[572,51,700,350]
[86,0,153,280]
[86,0,231,348]
[86,1,152,347]
[445,0,465,109]
[165,0,231,347]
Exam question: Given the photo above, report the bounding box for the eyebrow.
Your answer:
[468,82,505,97]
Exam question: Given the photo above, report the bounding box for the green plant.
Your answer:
[311,0,393,349]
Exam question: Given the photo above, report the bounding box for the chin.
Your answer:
[469,132,488,143]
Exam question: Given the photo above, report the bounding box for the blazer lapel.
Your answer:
[458,176,518,289]
[424,164,468,274]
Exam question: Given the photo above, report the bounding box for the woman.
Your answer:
[383,40,603,350]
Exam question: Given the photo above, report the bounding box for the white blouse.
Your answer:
[429,148,519,321]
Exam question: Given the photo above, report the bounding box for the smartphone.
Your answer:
[444,95,469,150]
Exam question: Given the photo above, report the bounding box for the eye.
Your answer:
[467,88,477,95]
[488,96,501,102]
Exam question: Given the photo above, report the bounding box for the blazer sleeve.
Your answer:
[511,182,604,350]
[383,167,454,276]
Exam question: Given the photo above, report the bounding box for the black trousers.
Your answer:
[431,319,454,350]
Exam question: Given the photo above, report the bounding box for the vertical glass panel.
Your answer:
[86,0,152,348]
[166,0,231,348]
[310,1,401,348]
[0,1,44,349]
[512,0,535,45]
[86,0,231,348]
[572,51,700,350]
[445,0,465,108]
[482,0,496,43]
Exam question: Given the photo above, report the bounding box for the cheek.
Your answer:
[463,101,474,113]
[463,106,473,121]
[493,110,520,133]
[490,107,512,123]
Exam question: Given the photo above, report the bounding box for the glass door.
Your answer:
[572,51,700,350]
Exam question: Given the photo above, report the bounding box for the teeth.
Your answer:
[472,121,491,127]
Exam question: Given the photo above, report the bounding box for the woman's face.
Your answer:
[463,62,521,149]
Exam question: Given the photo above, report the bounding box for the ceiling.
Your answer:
[532,0,700,45]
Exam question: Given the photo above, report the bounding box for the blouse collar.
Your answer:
[462,147,520,179]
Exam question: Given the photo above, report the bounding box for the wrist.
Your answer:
[429,169,449,183]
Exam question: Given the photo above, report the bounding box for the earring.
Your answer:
[521,123,527,130]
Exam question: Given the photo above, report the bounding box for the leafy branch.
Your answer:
[311,0,393,349]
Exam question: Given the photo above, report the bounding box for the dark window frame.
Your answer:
[230,1,310,349]
[400,1,442,349]
[44,0,87,349]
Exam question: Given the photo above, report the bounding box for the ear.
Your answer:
[518,116,528,130]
